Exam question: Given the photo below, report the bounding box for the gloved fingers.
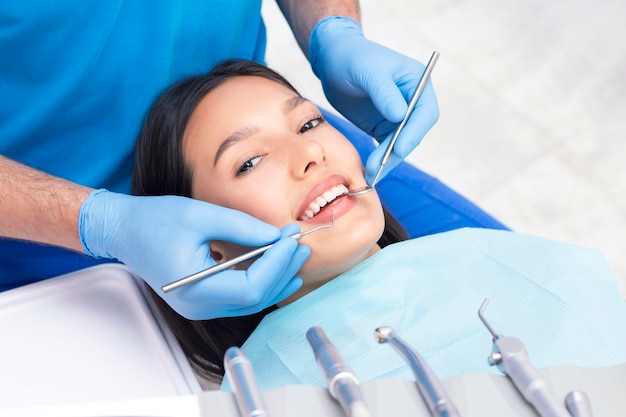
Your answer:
[391,79,439,158]
[209,275,304,318]
[233,230,309,315]
[177,237,308,318]
[265,275,304,307]
[364,140,399,185]
[357,69,409,126]
[243,238,309,306]
[256,244,310,305]
[185,202,280,246]
[279,223,301,238]
[364,80,439,184]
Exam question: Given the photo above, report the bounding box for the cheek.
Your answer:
[197,173,293,227]
[327,136,364,170]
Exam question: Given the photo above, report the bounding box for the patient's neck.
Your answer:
[277,244,381,307]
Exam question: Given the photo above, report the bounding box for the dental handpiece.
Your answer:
[374,326,462,417]
[224,347,269,417]
[306,326,371,417]
[478,299,571,417]
[161,214,334,293]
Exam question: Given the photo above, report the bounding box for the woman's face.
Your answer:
[183,75,385,299]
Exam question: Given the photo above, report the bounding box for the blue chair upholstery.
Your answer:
[322,109,508,238]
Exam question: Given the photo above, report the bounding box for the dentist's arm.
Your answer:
[0,155,86,252]
[275,0,361,56]
[277,0,439,184]
[0,156,309,320]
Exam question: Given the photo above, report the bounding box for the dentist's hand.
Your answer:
[79,189,309,320]
[309,17,439,184]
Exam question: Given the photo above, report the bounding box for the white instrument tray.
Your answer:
[0,264,201,407]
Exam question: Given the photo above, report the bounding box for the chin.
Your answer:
[298,238,381,288]
[278,236,381,307]
[293,201,385,294]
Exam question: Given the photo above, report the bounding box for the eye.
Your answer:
[237,155,263,176]
[299,116,325,134]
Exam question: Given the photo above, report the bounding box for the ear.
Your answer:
[209,240,250,268]
[209,244,225,263]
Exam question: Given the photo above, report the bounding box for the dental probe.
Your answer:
[161,213,335,293]
[477,298,571,417]
[224,347,269,417]
[374,326,462,417]
[348,50,440,196]
[306,326,372,417]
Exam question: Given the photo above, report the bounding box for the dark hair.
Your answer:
[132,59,408,383]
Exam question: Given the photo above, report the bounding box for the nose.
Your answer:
[290,137,326,178]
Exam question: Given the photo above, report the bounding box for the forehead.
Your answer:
[185,76,296,138]
[182,75,300,158]
[203,75,296,107]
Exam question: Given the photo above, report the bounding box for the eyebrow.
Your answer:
[213,95,310,167]
[282,95,308,114]
[213,126,259,167]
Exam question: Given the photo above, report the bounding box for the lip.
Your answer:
[296,174,357,224]
[304,192,356,225]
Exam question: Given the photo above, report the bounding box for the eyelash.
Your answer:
[236,115,326,176]
[237,154,263,176]
[299,115,325,134]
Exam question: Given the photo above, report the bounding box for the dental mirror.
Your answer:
[347,50,440,198]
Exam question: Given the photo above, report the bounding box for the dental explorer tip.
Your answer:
[374,326,394,343]
[477,298,499,339]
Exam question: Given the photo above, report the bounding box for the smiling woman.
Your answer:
[132,59,626,390]
[132,59,408,383]
[180,70,391,298]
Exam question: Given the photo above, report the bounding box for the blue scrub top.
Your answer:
[0,0,266,288]
[1,0,266,192]
[0,1,509,289]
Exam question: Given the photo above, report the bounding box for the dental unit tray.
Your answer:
[4,363,625,416]
[0,264,201,408]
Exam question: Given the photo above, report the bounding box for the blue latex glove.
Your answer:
[78,189,310,320]
[309,17,439,184]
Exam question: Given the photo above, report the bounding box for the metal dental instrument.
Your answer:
[224,346,269,417]
[161,212,335,293]
[477,298,572,417]
[306,326,372,417]
[347,50,440,196]
[374,326,462,417]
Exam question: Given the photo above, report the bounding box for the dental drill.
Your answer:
[374,326,462,417]
[224,347,269,417]
[306,326,371,417]
[478,298,592,417]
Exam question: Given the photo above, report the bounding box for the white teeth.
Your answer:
[333,184,348,196]
[316,197,327,207]
[322,190,336,201]
[298,184,350,221]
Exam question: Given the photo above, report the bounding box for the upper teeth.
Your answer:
[299,184,349,221]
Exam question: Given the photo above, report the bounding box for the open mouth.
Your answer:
[298,184,349,221]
